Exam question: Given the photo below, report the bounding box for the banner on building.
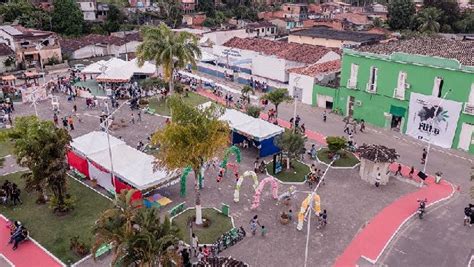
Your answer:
[406,93,462,148]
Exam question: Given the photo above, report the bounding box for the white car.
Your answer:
[73,64,85,72]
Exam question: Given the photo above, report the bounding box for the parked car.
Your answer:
[73,64,85,72]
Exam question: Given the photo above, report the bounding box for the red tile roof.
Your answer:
[60,33,141,53]
[223,37,340,64]
[288,60,341,77]
[334,12,370,25]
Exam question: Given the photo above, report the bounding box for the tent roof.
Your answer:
[88,144,173,190]
[128,58,156,75]
[81,60,107,74]
[70,131,125,156]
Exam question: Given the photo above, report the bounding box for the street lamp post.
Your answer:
[422,89,452,175]
[292,76,301,131]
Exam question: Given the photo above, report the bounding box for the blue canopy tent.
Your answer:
[209,104,284,157]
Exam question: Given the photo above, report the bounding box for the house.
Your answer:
[245,21,277,38]
[288,27,385,48]
[60,33,142,59]
[313,37,474,153]
[288,60,340,106]
[128,0,151,7]
[77,0,97,21]
[199,37,340,87]
[0,25,62,69]
[334,12,371,31]
[182,13,207,26]
[181,0,197,14]
[281,3,309,22]
[0,43,15,73]
[96,3,109,21]
[270,18,303,34]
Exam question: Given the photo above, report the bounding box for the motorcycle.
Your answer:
[417,198,427,219]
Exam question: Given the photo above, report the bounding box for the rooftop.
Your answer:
[246,21,276,29]
[0,25,56,40]
[0,43,14,56]
[290,27,385,43]
[60,33,141,53]
[288,60,341,77]
[334,12,370,25]
[223,37,339,64]
[356,37,474,66]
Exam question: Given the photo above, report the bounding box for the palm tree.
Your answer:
[417,7,443,33]
[260,88,292,118]
[241,85,254,104]
[92,190,180,266]
[136,24,202,94]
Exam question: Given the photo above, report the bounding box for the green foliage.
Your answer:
[103,4,125,33]
[260,88,292,117]
[137,24,201,93]
[198,0,216,17]
[92,190,179,266]
[455,10,474,33]
[246,105,261,118]
[424,0,460,32]
[155,0,183,28]
[49,193,75,212]
[0,0,51,30]
[8,116,72,213]
[47,55,60,65]
[241,85,254,103]
[275,130,306,164]
[140,77,168,91]
[326,136,347,154]
[387,0,416,30]
[51,0,84,36]
[3,56,16,68]
[416,7,443,33]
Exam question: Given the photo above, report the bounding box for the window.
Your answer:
[347,63,358,88]
[432,77,444,98]
[394,71,407,99]
[89,2,92,7]
[367,66,378,92]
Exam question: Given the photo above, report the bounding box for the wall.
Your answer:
[288,35,359,48]
[39,47,62,64]
[312,84,337,108]
[252,55,288,82]
[0,31,16,51]
[203,29,252,46]
[337,51,474,152]
[72,45,107,59]
[288,72,315,105]
[0,55,15,74]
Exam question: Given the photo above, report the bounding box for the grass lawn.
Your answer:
[148,92,209,116]
[317,148,360,167]
[172,208,232,244]
[0,172,114,265]
[0,129,14,158]
[266,160,309,183]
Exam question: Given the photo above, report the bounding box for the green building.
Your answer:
[313,37,474,153]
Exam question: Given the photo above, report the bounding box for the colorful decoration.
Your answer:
[234,171,259,203]
[296,194,321,231]
[220,146,241,169]
[250,177,279,210]
[180,167,192,197]
[278,186,296,202]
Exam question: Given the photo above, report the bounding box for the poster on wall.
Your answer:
[406,93,462,148]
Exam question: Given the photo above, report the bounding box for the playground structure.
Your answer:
[297,194,321,231]
[233,171,259,203]
[250,176,279,210]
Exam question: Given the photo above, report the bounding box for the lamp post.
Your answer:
[292,76,301,131]
[422,89,452,174]
[303,157,337,267]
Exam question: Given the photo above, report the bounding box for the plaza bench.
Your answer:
[94,243,112,258]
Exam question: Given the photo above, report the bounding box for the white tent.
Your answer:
[88,144,174,190]
[96,64,134,83]
[70,131,125,156]
[128,58,156,75]
[81,60,107,74]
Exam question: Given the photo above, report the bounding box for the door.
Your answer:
[458,123,474,151]
[347,96,355,117]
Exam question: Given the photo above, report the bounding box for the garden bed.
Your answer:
[266,160,309,183]
[172,208,232,244]
[0,172,113,265]
[317,148,360,167]
[147,92,208,116]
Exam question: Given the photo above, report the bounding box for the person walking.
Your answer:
[360,119,366,133]
[137,110,142,122]
[421,148,427,164]
[464,204,472,226]
[323,110,327,122]
[260,225,267,237]
[375,172,381,187]
[68,116,74,131]
[130,113,135,124]
[53,113,58,125]
[191,233,199,256]
[62,117,68,129]
[73,104,77,113]
[395,164,402,176]
[409,166,415,178]
[11,184,21,205]
[249,215,261,236]
[254,158,259,173]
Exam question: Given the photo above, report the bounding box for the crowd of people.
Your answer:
[0,180,22,205]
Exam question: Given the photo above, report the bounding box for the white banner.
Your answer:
[406,93,462,148]
[88,161,115,191]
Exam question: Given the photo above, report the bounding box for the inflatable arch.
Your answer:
[250,177,279,210]
[296,194,321,231]
[233,171,259,203]
[220,146,241,170]
[180,166,204,197]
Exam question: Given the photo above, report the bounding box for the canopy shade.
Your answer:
[70,131,125,156]
[389,105,406,117]
[2,75,16,81]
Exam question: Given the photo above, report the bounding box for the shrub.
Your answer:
[326,136,346,154]
[246,105,261,118]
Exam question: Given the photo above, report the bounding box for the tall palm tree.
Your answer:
[241,85,254,104]
[417,7,443,33]
[92,190,180,266]
[136,24,202,94]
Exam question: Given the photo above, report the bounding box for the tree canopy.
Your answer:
[7,116,72,213]
[275,130,306,168]
[51,0,84,36]
[387,0,416,30]
[260,88,292,117]
[103,4,125,33]
[0,0,52,30]
[416,7,443,33]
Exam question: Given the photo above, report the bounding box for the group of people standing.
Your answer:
[0,180,22,205]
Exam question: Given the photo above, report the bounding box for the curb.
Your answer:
[314,148,360,170]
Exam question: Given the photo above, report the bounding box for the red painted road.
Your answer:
[197,88,455,267]
[0,215,64,267]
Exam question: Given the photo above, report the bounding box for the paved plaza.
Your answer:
[1,69,473,267]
